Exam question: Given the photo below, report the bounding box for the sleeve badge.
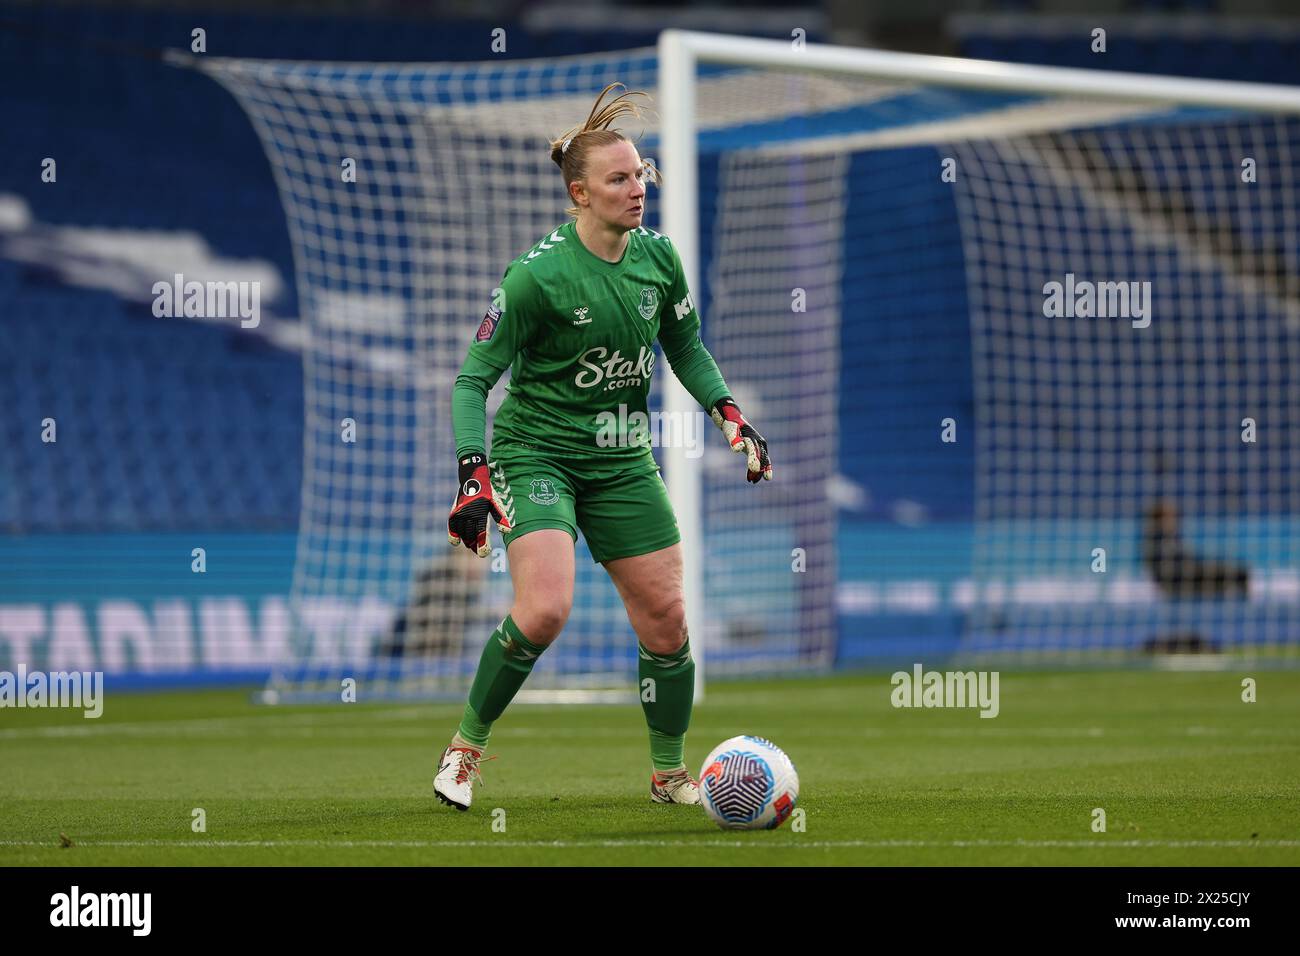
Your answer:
[476,306,501,342]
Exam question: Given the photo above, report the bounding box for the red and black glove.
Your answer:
[711,398,773,483]
[447,451,512,557]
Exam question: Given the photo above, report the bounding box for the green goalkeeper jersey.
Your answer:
[452,220,731,462]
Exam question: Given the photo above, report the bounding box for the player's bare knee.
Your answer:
[514,600,570,644]
[641,598,687,655]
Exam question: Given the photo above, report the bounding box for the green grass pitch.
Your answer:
[2,670,1297,866]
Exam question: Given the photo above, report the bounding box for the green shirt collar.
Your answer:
[563,219,636,272]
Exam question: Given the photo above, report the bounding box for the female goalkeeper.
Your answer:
[436,83,772,811]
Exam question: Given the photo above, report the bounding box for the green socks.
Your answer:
[456,614,547,749]
[639,640,695,772]
[453,623,694,773]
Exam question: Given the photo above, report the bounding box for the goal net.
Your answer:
[191,32,1300,699]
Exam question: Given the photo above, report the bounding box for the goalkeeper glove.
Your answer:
[711,398,772,483]
[447,451,512,557]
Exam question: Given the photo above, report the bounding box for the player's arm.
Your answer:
[448,360,510,557]
[656,243,772,483]
[448,267,538,555]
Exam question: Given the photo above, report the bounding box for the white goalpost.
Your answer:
[658,30,1300,668]
[184,28,1300,701]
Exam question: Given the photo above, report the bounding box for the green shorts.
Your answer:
[487,449,681,563]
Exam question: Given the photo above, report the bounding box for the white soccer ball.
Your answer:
[698,735,799,830]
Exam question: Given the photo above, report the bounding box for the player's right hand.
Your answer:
[447,452,511,557]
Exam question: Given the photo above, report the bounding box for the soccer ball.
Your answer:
[698,735,799,830]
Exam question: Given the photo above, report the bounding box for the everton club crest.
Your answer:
[638,288,659,321]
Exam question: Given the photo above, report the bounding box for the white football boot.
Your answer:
[434,746,489,811]
[649,767,701,805]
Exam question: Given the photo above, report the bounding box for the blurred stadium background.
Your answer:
[3,0,1299,699]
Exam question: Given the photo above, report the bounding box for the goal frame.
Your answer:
[657,28,1300,698]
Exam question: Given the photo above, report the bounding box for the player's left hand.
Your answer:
[711,398,772,483]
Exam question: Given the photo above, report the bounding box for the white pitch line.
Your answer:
[0,706,460,740]
[0,839,1296,850]
[5,718,1297,741]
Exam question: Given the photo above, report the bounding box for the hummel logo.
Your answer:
[573,306,591,326]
